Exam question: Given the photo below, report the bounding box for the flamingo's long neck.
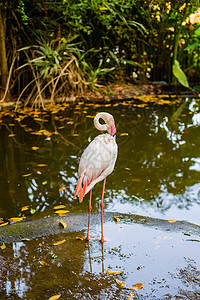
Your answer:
[94,112,116,135]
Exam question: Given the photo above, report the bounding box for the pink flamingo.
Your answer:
[74,112,118,242]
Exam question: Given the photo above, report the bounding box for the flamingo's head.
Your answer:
[107,121,116,136]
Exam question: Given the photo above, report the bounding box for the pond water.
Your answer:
[0,97,200,225]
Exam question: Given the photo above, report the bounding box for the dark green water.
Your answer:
[0,98,199,224]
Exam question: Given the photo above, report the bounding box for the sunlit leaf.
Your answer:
[22,173,32,177]
[8,217,26,222]
[32,146,39,150]
[21,205,29,211]
[54,210,69,214]
[0,222,8,227]
[120,133,128,136]
[130,283,143,291]
[106,270,123,275]
[39,260,48,266]
[1,244,6,250]
[116,279,126,287]
[59,221,67,229]
[173,60,189,88]
[76,236,83,240]
[48,295,61,300]
[53,239,66,246]
[59,187,67,192]
[113,216,120,222]
[168,219,176,223]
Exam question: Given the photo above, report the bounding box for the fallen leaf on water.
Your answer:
[9,217,26,222]
[59,187,67,192]
[0,220,4,223]
[113,216,120,222]
[8,134,15,137]
[76,236,83,240]
[59,221,67,229]
[48,295,61,300]
[106,270,123,275]
[37,164,47,167]
[1,244,6,250]
[168,219,176,223]
[116,279,126,287]
[0,222,9,227]
[22,173,32,177]
[53,239,66,246]
[73,134,79,136]
[30,208,36,214]
[54,210,69,214]
[42,180,47,185]
[54,205,66,210]
[130,283,143,291]
[21,205,29,211]
[39,260,48,266]
[32,146,39,150]
[127,291,135,300]
[120,133,128,136]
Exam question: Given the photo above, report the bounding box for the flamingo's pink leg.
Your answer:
[85,189,92,241]
[99,178,106,243]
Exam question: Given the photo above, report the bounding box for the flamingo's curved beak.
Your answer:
[109,122,116,136]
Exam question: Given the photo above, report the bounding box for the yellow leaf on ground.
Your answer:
[116,279,126,287]
[21,205,29,211]
[168,219,176,223]
[1,244,6,250]
[0,222,8,227]
[113,216,120,223]
[48,295,61,300]
[53,205,66,210]
[8,217,26,222]
[53,239,66,246]
[59,221,67,229]
[54,210,69,214]
[22,173,32,177]
[106,270,123,275]
[39,261,48,266]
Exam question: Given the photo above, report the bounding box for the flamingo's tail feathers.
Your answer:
[79,176,89,203]
[73,174,89,202]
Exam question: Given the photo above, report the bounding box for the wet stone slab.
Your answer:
[0,212,200,299]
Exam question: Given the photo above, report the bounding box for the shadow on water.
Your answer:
[0,97,200,299]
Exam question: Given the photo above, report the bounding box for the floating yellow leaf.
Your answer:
[48,295,61,300]
[116,279,126,287]
[127,291,135,300]
[39,260,48,266]
[1,244,6,250]
[73,134,79,136]
[37,164,47,167]
[8,134,15,137]
[0,220,4,224]
[113,216,120,222]
[53,239,66,246]
[22,173,32,177]
[130,283,143,291]
[21,205,29,211]
[54,210,69,214]
[8,217,26,222]
[120,133,128,136]
[32,146,39,150]
[106,270,123,275]
[59,221,67,229]
[76,236,83,240]
[59,187,67,192]
[54,205,66,210]
[168,219,176,223]
[0,222,8,227]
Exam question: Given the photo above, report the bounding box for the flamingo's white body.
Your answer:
[74,112,118,242]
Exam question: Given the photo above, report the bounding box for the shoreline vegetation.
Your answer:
[0,2,200,110]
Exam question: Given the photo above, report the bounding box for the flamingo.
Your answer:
[73,112,118,242]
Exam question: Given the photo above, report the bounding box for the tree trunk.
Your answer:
[0,9,9,100]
